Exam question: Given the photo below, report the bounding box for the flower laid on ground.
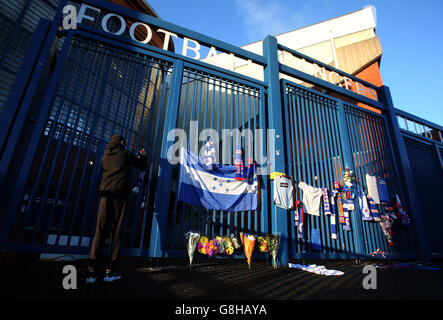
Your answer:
[257,236,269,253]
[205,238,220,257]
[265,234,280,269]
[197,236,209,255]
[240,232,256,270]
[216,236,225,254]
[185,232,200,271]
[224,237,234,255]
[230,234,241,250]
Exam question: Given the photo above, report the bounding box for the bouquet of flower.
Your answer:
[216,236,225,254]
[223,237,234,255]
[230,234,241,250]
[257,236,269,253]
[240,232,256,270]
[197,236,209,255]
[205,238,220,257]
[265,234,281,269]
[185,232,201,271]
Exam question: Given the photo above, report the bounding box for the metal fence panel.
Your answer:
[2,35,173,254]
[403,136,443,256]
[164,65,269,257]
[284,80,418,259]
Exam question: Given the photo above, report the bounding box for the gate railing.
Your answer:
[0,0,436,263]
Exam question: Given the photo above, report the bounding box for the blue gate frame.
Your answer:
[0,0,434,264]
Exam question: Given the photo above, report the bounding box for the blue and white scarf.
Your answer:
[358,189,372,221]
[330,190,338,239]
[322,188,331,215]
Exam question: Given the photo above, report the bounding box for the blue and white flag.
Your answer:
[178,147,258,212]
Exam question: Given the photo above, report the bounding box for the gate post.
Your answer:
[378,85,430,262]
[263,36,289,266]
[148,59,184,258]
[337,101,366,258]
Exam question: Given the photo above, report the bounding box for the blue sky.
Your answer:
[146,0,443,126]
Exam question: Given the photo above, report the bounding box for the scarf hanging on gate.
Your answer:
[235,145,244,180]
[330,190,338,239]
[343,185,355,211]
[368,195,381,221]
[294,200,304,239]
[322,187,331,215]
[338,192,345,224]
[358,189,372,221]
[341,192,351,231]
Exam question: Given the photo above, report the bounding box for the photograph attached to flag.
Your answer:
[178,147,258,212]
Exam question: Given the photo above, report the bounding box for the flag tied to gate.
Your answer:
[178,147,258,212]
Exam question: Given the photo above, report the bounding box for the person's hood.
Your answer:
[104,135,125,155]
[104,142,124,155]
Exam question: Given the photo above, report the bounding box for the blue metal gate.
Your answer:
[0,0,436,263]
[282,80,417,259]
[396,110,443,258]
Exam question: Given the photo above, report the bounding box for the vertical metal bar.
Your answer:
[286,86,299,253]
[263,36,289,265]
[258,88,267,235]
[149,59,184,257]
[281,81,294,257]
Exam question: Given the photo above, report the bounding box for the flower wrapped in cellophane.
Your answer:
[266,234,281,269]
[185,232,201,271]
[257,236,269,253]
[223,237,234,255]
[216,236,225,254]
[240,232,256,270]
[197,236,209,255]
[230,233,241,250]
[205,238,220,257]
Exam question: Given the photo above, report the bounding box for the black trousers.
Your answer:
[89,196,127,271]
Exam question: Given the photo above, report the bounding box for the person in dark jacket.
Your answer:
[86,134,147,284]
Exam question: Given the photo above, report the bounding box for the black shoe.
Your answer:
[103,270,122,282]
[85,271,98,284]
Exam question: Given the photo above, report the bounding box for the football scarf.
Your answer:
[367,195,381,221]
[294,200,304,239]
[330,190,338,239]
[358,189,372,221]
[322,187,331,215]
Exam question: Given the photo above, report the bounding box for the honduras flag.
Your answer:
[178,147,258,212]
